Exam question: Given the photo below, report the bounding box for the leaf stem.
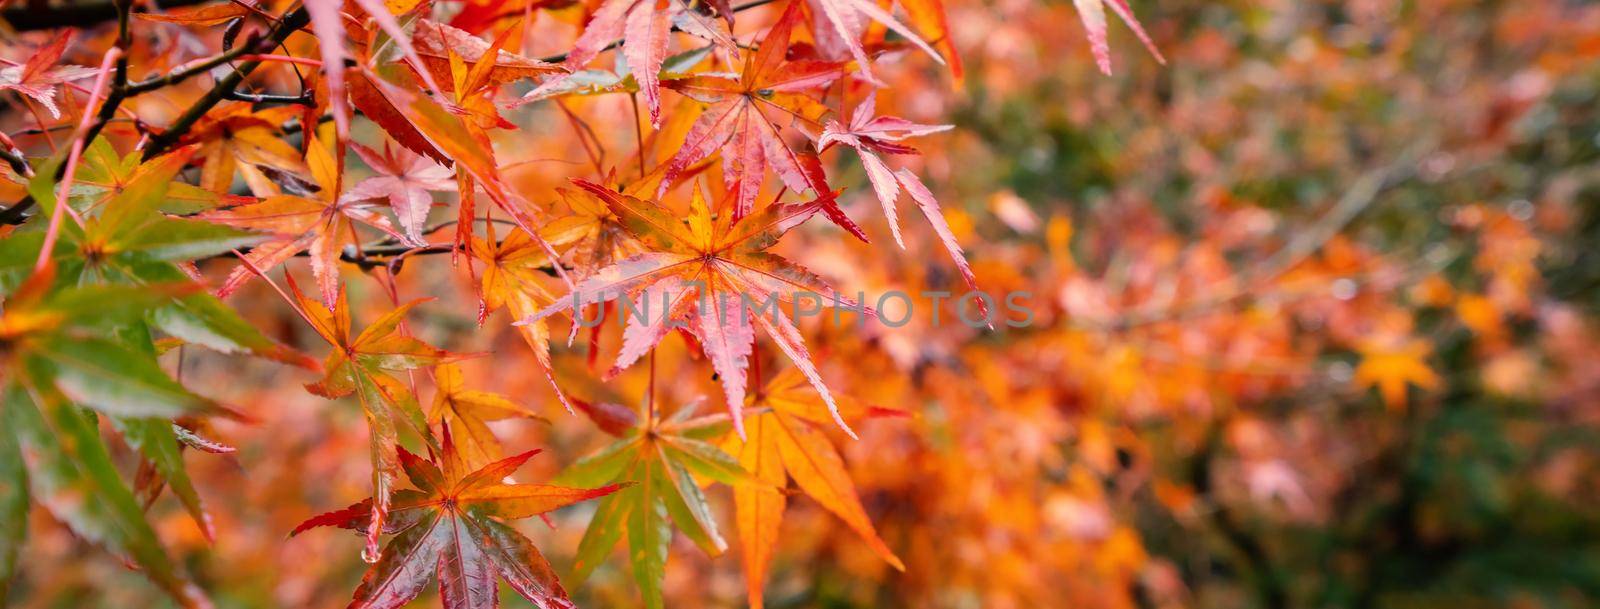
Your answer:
[630,92,647,180]
[647,350,658,424]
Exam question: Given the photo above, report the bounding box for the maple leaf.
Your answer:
[470,225,575,414]
[0,274,225,609]
[545,180,652,276]
[72,139,227,216]
[349,61,572,277]
[1070,0,1165,75]
[522,180,871,439]
[3,146,309,557]
[290,279,462,562]
[801,0,945,84]
[660,0,845,217]
[555,397,751,609]
[345,140,455,246]
[1353,337,1442,410]
[292,429,625,609]
[0,32,98,119]
[4,146,306,366]
[198,133,406,304]
[722,367,908,609]
[818,93,987,320]
[528,0,736,126]
[0,271,228,426]
[428,363,549,469]
[817,92,949,246]
[175,103,307,195]
[435,23,523,131]
[412,19,564,92]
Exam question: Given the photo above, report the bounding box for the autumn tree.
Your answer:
[5,0,1600,608]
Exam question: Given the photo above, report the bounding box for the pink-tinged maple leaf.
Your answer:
[199,134,406,304]
[344,141,455,246]
[818,92,950,247]
[1072,0,1165,75]
[894,167,988,324]
[818,94,986,322]
[0,33,99,118]
[659,0,845,218]
[524,0,736,126]
[803,0,945,84]
[520,181,873,440]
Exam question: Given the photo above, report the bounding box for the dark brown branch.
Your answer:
[1,0,137,224]
[4,0,777,222]
[2,4,308,224]
[0,195,31,224]
[217,218,537,273]
[222,89,314,106]
[0,0,212,32]
[338,243,455,269]
[123,32,268,96]
[0,146,27,177]
[282,112,337,135]
[331,241,561,276]
[78,0,136,148]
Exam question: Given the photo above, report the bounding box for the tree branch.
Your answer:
[222,89,315,106]
[0,0,212,32]
[0,146,27,177]
[123,31,270,96]
[78,0,136,148]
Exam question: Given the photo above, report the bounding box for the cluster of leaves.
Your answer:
[0,0,1161,607]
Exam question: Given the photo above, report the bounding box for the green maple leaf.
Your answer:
[291,278,468,561]
[2,144,308,367]
[0,274,225,608]
[554,397,752,609]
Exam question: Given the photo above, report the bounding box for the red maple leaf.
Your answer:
[0,32,100,118]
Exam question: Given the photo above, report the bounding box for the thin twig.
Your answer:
[0,146,27,177]
[222,89,315,106]
[78,0,137,149]
[122,32,271,96]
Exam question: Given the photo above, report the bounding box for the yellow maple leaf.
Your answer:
[1354,338,1441,410]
